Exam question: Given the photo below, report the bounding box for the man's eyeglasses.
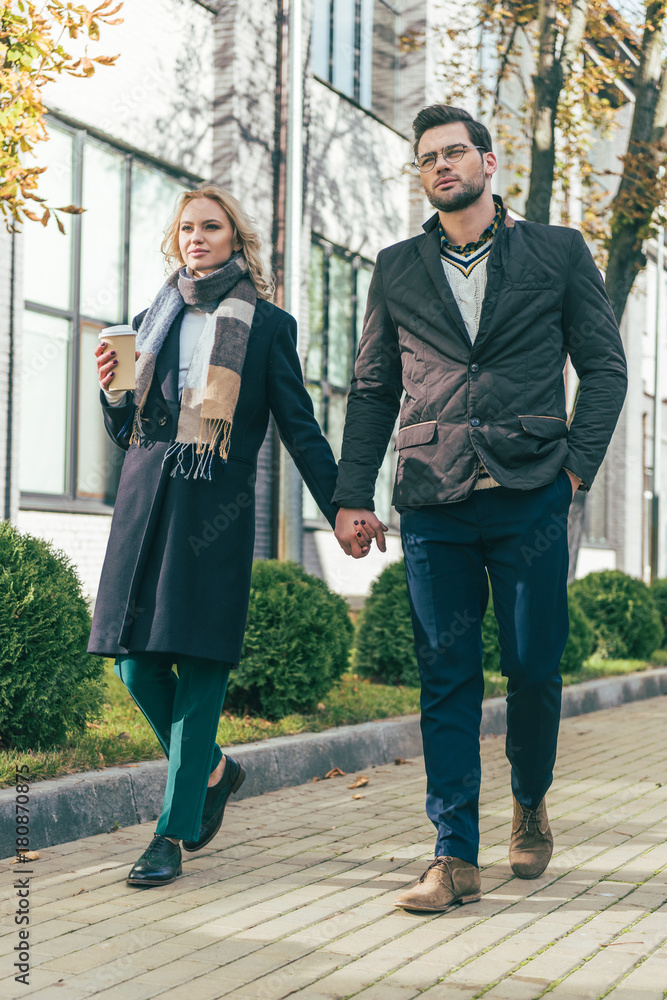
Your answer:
[413,144,487,172]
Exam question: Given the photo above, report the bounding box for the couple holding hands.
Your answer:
[88,104,627,908]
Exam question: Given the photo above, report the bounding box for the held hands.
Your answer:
[94,341,140,390]
[335,508,389,559]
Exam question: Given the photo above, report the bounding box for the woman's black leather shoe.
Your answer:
[182,755,246,852]
[126,834,182,886]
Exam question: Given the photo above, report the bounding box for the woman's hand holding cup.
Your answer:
[94,339,140,390]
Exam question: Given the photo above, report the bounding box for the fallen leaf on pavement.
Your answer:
[72,888,86,895]
[348,776,369,789]
[352,794,364,799]
[394,758,414,765]
[10,851,40,863]
[324,767,346,779]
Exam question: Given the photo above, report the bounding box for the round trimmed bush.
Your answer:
[569,569,663,660]
[354,559,418,686]
[560,595,595,673]
[0,521,106,749]
[224,560,353,719]
[650,577,667,648]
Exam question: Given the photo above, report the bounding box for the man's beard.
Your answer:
[427,167,486,212]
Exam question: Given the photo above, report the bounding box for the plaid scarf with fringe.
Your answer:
[128,254,257,480]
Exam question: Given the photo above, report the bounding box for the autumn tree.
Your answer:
[0,0,123,232]
[605,0,667,323]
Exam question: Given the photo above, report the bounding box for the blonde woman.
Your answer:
[88,186,339,887]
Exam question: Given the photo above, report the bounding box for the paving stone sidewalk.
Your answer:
[2,698,667,1000]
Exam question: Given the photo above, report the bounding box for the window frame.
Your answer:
[20,113,201,515]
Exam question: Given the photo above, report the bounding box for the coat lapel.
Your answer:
[418,220,471,348]
[473,212,514,351]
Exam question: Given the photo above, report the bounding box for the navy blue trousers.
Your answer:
[400,469,572,866]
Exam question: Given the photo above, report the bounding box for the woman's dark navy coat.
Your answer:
[87,299,339,665]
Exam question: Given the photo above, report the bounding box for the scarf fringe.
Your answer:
[128,407,145,448]
[161,417,231,481]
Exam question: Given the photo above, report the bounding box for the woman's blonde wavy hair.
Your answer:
[161,185,274,301]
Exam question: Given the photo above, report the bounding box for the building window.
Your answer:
[312,0,400,129]
[305,237,396,526]
[19,118,192,508]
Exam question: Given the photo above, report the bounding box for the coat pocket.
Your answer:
[396,420,437,450]
[518,415,568,440]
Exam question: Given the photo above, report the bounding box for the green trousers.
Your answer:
[114,652,231,841]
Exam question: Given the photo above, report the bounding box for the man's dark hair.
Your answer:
[412,105,493,159]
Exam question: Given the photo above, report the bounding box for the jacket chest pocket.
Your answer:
[503,257,558,291]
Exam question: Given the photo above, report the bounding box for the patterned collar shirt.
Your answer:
[438,197,505,490]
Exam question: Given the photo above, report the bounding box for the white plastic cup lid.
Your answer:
[99,325,134,337]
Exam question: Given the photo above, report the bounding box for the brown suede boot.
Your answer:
[394,856,481,912]
[509,794,553,879]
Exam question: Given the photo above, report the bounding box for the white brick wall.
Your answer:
[16,510,112,609]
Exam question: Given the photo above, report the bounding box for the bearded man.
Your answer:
[333,105,627,911]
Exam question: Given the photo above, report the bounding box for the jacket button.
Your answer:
[470,417,480,427]
[158,416,168,426]
[470,363,479,373]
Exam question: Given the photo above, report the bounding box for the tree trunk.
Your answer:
[525,0,561,223]
[525,0,588,223]
[605,1,667,324]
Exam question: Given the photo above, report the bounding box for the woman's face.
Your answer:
[178,197,238,276]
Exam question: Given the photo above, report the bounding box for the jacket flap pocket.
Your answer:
[396,420,437,450]
[519,415,567,440]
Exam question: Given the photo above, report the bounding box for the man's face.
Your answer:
[416,123,496,213]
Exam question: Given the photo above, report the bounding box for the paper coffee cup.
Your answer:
[100,325,136,391]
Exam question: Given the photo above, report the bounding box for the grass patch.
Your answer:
[0,661,421,790]
[564,655,657,685]
[1,654,661,790]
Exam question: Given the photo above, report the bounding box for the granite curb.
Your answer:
[2,667,666,859]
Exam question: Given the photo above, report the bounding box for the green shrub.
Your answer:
[225,560,353,720]
[650,577,667,648]
[569,570,663,660]
[0,522,105,750]
[560,595,595,673]
[354,559,419,686]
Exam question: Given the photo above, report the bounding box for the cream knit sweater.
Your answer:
[440,238,500,490]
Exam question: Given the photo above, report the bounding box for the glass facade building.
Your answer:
[20,118,193,510]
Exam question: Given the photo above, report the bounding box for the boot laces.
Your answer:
[520,806,539,836]
[419,856,454,883]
